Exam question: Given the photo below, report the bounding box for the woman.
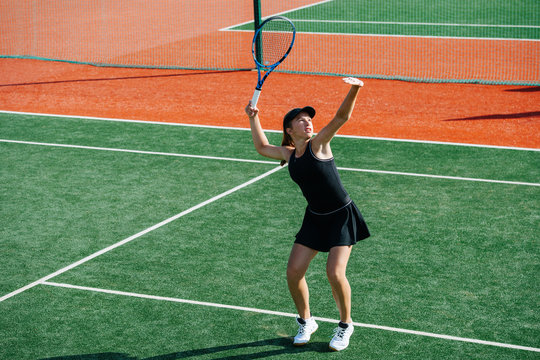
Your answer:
[244,77,370,352]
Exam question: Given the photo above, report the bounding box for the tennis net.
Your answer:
[1,0,538,85]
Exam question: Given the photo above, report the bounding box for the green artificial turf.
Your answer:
[1,113,538,359]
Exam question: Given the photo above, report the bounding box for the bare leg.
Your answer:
[286,243,318,319]
[326,246,353,323]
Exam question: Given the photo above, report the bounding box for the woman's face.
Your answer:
[287,112,313,139]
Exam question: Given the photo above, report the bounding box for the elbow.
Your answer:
[253,143,265,156]
[336,111,353,121]
[255,145,267,157]
[253,140,270,156]
[255,143,275,159]
[334,115,350,126]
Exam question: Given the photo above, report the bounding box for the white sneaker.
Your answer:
[293,316,318,346]
[329,322,354,351]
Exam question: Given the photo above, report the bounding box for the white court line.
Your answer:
[0,139,277,165]
[290,31,540,42]
[42,281,540,353]
[0,165,284,303]
[293,19,540,29]
[1,110,538,151]
[338,167,540,187]
[2,139,539,187]
[219,0,334,30]
[221,22,539,41]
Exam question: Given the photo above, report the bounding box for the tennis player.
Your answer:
[244,77,370,351]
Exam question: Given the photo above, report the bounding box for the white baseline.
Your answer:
[293,19,540,29]
[1,139,539,187]
[42,281,540,353]
[0,110,538,152]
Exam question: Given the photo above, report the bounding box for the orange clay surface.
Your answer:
[0,58,539,148]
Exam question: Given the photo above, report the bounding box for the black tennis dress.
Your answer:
[288,141,370,252]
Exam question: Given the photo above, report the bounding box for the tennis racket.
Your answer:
[251,16,296,107]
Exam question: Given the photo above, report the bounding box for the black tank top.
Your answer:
[288,141,351,214]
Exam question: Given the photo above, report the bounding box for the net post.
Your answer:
[253,0,263,63]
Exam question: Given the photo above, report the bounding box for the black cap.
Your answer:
[283,106,316,128]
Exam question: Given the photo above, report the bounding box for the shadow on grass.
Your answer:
[40,337,331,360]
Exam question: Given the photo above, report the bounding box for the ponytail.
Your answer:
[280,130,294,166]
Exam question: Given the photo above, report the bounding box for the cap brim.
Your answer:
[283,106,316,128]
[299,106,316,119]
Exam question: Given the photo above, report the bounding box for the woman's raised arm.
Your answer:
[313,78,363,147]
[245,102,292,162]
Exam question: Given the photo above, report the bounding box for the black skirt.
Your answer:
[294,201,370,252]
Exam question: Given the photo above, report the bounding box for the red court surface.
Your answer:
[1,58,539,148]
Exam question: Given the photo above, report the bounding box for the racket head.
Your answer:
[252,16,296,69]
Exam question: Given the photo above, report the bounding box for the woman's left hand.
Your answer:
[342,77,364,87]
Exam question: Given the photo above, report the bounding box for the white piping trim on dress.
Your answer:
[308,200,353,216]
[309,141,334,162]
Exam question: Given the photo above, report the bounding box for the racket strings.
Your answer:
[258,20,294,67]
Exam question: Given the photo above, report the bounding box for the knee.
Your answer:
[287,263,304,282]
[326,267,347,285]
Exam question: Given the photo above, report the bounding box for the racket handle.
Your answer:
[251,89,261,107]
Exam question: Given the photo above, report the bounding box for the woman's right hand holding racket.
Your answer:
[245,101,259,119]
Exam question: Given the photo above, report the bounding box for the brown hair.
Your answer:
[280,106,315,166]
[280,125,294,166]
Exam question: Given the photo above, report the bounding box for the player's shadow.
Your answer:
[39,337,330,360]
[39,354,136,360]
[149,337,330,359]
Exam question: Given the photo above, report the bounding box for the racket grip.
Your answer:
[251,89,261,107]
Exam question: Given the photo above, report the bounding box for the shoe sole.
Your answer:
[293,326,318,346]
[329,345,345,352]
